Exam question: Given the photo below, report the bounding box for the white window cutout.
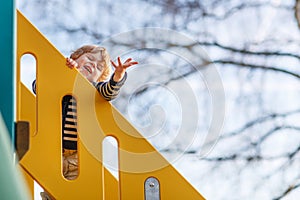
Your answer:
[102,136,119,180]
[34,181,44,200]
[20,53,36,92]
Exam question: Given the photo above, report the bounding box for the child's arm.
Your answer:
[94,72,127,101]
[96,57,138,101]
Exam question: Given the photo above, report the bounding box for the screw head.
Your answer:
[149,182,155,188]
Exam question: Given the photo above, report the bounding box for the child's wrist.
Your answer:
[113,72,125,82]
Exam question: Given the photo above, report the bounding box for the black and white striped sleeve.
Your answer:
[32,79,36,94]
[94,72,127,101]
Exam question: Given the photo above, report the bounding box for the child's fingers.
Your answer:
[111,58,122,68]
[66,57,72,67]
[110,60,117,68]
[123,58,138,67]
[123,61,138,68]
[117,57,122,66]
[111,58,138,69]
[124,58,132,63]
[129,61,139,65]
[66,57,78,69]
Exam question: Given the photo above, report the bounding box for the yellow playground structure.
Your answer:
[1,6,205,200]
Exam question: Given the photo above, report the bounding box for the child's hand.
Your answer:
[66,57,78,69]
[111,57,138,82]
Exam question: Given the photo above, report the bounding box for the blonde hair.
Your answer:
[70,45,111,82]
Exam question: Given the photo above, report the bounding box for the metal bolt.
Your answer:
[149,182,155,188]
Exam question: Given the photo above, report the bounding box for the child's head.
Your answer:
[70,45,111,82]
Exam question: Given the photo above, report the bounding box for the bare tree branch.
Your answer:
[200,41,300,60]
[207,2,293,20]
[201,143,300,163]
[56,24,104,40]
[106,37,300,80]
[213,59,300,79]
[273,182,300,200]
[255,125,300,147]
[222,109,300,139]
[145,1,293,21]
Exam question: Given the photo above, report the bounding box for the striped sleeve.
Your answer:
[94,72,127,101]
[62,96,78,150]
[32,79,36,94]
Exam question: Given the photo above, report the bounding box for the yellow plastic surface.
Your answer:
[16,10,205,199]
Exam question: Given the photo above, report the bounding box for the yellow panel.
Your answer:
[103,167,119,200]
[18,84,36,136]
[16,10,205,200]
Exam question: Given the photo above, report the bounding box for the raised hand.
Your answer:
[111,57,138,82]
